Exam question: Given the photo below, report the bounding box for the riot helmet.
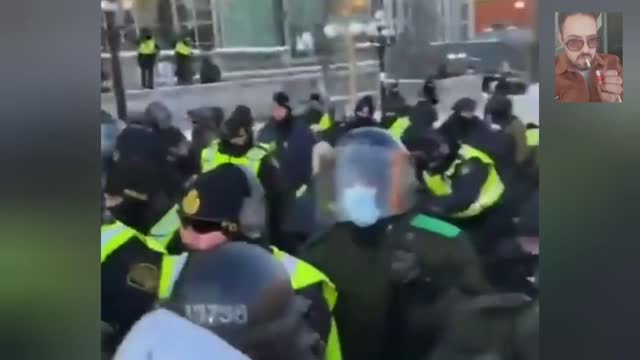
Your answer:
[162,242,324,360]
[332,127,417,227]
[144,101,173,130]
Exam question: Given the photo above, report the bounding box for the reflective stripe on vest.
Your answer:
[200,140,267,174]
[312,113,333,132]
[271,247,341,360]
[175,41,192,56]
[101,222,167,263]
[526,128,539,146]
[101,222,132,263]
[138,39,157,55]
[148,205,180,248]
[423,144,505,218]
[388,116,410,140]
[158,253,189,299]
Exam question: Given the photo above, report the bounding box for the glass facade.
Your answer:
[100,0,393,54]
[287,0,326,57]
[218,0,283,47]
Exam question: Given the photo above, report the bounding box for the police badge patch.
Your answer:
[182,189,200,216]
[127,263,160,293]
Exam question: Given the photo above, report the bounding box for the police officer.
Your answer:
[307,93,335,134]
[328,95,380,145]
[144,101,199,188]
[525,123,539,187]
[156,164,342,359]
[115,242,325,360]
[137,28,159,89]
[427,193,539,360]
[387,78,438,140]
[257,92,318,252]
[485,95,529,169]
[299,127,493,360]
[200,105,285,246]
[174,31,194,85]
[381,81,410,129]
[101,121,185,352]
[188,106,225,156]
[402,130,511,258]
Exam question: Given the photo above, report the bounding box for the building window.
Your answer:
[460,22,469,41]
[174,0,216,50]
[461,1,469,20]
[218,0,282,47]
[287,0,326,57]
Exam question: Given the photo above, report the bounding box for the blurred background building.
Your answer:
[102,0,539,124]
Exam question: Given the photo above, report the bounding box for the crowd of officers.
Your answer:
[101,77,539,360]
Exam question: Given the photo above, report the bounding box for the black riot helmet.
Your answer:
[144,101,173,130]
[188,106,225,152]
[162,242,325,360]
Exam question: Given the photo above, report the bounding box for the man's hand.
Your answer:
[598,69,623,103]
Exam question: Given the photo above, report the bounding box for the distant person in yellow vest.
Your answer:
[137,28,159,89]
[201,105,286,247]
[387,77,438,141]
[174,32,194,85]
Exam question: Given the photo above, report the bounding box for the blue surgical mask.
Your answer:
[339,185,380,227]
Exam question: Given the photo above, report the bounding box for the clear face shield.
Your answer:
[327,129,417,227]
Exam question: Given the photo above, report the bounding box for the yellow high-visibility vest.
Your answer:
[526,128,539,147]
[101,221,167,263]
[200,140,269,174]
[158,247,342,360]
[388,116,410,141]
[423,144,505,218]
[311,113,333,132]
[138,39,157,55]
[175,40,192,56]
[147,205,180,248]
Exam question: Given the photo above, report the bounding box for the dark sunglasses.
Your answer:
[180,217,223,234]
[564,36,598,52]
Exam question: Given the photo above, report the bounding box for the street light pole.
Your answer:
[103,0,127,120]
[376,26,387,117]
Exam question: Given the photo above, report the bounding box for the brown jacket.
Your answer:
[555,52,623,103]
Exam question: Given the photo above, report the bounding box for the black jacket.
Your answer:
[299,212,493,360]
[101,235,164,353]
[440,115,516,173]
[257,116,317,234]
[426,295,538,360]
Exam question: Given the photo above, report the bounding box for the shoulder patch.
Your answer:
[127,263,160,293]
[410,214,461,238]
